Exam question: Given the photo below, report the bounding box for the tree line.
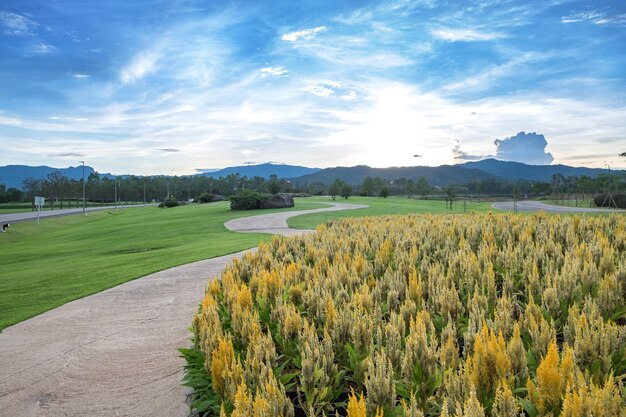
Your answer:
[1,169,624,206]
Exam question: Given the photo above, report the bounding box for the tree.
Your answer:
[341,184,353,199]
[415,177,430,196]
[444,185,456,209]
[267,175,280,194]
[361,176,374,196]
[379,186,389,198]
[45,171,70,209]
[6,188,23,203]
[620,152,626,157]
[328,178,343,200]
[404,179,415,196]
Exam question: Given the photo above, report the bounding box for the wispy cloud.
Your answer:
[157,148,180,152]
[49,152,84,157]
[0,113,23,126]
[260,66,288,77]
[452,140,492,161]
[431,28,504,42]
[281,26,327,41]
[0,11,37,36]
[72,73,89,79]
[30,42,56,54]
[120,49,161,84]
[562,10,626,25]
[300,81,342,97]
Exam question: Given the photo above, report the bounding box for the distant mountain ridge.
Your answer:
[289,165,498,186]
[199,163,320,179]
[458,159,612,181]
[0,165,96,189]
[1,160,620,190]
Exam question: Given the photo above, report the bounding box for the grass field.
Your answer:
[0,200,325,330]
[288,196,493,229]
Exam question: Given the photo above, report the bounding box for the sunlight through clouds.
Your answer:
[0,0,625,173]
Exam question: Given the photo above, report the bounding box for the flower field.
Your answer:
[182,213,626,416]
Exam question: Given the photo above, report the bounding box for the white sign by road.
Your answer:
[34,196,45,224]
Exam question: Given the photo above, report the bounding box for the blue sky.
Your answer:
[0,0,625,175]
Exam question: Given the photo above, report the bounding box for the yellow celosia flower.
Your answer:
[347,388,367,417]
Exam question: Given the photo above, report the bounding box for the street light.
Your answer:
[80,161,86,215]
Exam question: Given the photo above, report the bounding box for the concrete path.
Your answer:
[0,202,366,417]
[0,204,154,225]
[225,202,367,236]
[492,200,625,213]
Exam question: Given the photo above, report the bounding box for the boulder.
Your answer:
[208,194,226,202]
[260,194,295,209]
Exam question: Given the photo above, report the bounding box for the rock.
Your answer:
[260,194,295,209]
[209,194,226,202]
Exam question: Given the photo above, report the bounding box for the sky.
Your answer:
[0,0,625,175]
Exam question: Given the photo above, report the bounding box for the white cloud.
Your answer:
[452,140,492,162]
[72,73,89,78]
[300,81,343,97]
[0,112,23,126]
[494,132,554,165]
[562,11,626,25]
[341,91,358,101]
[31,42,56,54]
[281,26,327,41]
[260,66,288,77]
[0,11,37,36]
[120,50,160,84]
[431,28,503,42]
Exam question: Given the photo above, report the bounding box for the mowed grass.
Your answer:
[0,200,325,330]
[288,196,494,229]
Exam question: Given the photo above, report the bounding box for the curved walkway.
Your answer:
[492,200,625,213]
[0,202,366,417]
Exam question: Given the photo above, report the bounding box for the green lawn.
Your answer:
[288,196,494,229]
[0,200,324,330]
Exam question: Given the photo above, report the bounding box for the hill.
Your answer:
[200,163,319,179]
[0,165,96,189]
[290,165,498,186]
[459,159,613,181]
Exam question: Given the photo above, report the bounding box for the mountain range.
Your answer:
[0,160,617,190]
[199,163,319,180]
[0,165,97,189]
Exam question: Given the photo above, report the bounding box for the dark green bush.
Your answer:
[594,193,626,209]
[229,190,270,210]
[194,193,225,204]
[158,196,180,208]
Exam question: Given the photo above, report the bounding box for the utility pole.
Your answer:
[80,161,86,215]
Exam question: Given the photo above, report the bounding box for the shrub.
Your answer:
[158,196,180,208]
[195,193,225,204]
[229,190,270,210]
[594,193,626,209]
[183,213,626,416]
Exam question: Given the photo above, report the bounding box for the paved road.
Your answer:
[492,200,625,213]
[0,204,154,225]
[0,202,366,417]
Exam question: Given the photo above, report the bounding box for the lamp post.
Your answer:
[80,161,86,215]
